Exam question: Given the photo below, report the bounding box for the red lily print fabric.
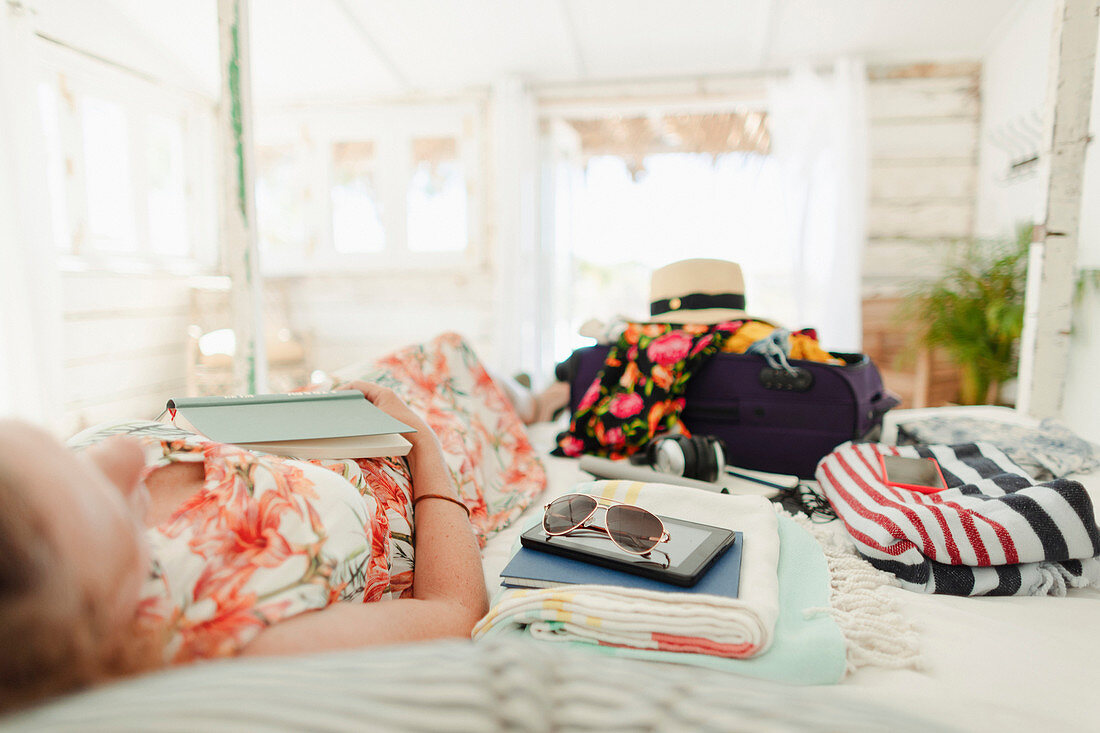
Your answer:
[344,331,548,546]
[555,321,745,460]
[130,437,415,663]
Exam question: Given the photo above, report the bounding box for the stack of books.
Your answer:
[500,531,743,598]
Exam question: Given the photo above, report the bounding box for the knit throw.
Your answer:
[815,441,1100,596]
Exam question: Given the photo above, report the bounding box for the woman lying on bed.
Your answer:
[0,333,547,714]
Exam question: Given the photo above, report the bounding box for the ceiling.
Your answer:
[29,0,1024,104]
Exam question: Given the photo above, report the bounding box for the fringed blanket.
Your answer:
[475,480,919,684]
[816,441,1100,596]
[474,481,780,658]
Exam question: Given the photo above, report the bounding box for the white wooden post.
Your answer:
[0,0,64,425]
[217,0,266,394]
[491,77,540,379]
[1017,0,1099,418]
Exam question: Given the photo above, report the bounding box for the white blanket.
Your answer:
[474,480,780,658]
[492,416,1100,730]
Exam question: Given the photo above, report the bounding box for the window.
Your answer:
[34,44,217,268]
[406,137,467,253]
[559,149,785,355]
[256,144,309,260]
[81,96,138,253]
[548,111,781,353]
[331,141,385,254]
[146,114,190,257]
[254,105,479,271]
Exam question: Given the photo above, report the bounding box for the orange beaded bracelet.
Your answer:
[412,493,471,518]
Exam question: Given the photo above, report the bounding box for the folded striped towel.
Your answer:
[473,480,780,659]
[816,441,1100,596]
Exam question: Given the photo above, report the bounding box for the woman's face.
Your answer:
[0,420,150,627]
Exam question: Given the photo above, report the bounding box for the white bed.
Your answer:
[4,407,1098,731]
[481,409,1100,731]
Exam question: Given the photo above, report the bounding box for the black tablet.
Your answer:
[519,514,736,587]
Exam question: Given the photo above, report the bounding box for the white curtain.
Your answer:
[490,77,543,379]
[767,59,868,352]
[0,2,64,425]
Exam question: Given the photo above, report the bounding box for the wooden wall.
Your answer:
[273,268,499,377]
[862,62,981,292]
[59,269,193,435]
[858,62,981,406]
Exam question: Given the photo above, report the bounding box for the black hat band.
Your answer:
[651,292,746,316]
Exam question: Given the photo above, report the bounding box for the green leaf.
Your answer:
[898,224,1031,404]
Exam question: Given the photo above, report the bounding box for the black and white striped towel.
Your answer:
[815,441,1100,596]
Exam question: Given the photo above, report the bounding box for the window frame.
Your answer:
[538,99,778,362]
[253,101,484,275]
[33,40,219,275]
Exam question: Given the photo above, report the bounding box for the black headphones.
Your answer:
[630,434,727,483]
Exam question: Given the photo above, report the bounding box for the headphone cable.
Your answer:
[723,466,791,492]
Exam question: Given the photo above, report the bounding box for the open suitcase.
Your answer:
[557,346,900,479]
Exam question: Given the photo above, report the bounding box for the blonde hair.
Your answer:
[0,463,164,714]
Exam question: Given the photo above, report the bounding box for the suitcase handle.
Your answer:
[870,390,901,416]
[759,365,814,392]
[555,351,584,383]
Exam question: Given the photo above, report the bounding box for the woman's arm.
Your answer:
[240,383,489,656]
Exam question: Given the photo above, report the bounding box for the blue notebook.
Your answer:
[500,531,742,598]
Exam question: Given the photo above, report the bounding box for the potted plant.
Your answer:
[900,226,1030,405]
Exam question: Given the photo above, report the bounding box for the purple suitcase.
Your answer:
[559,346,899,479]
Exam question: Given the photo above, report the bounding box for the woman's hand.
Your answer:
[337,381,438,452]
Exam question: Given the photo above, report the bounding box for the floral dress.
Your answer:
[67,332,548,663]
[71,421,415,663]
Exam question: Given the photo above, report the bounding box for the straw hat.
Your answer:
[646,258,753,324]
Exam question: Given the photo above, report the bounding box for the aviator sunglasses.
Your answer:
[542,493,671,559]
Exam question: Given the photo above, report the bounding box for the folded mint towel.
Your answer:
[575,514,849,685]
